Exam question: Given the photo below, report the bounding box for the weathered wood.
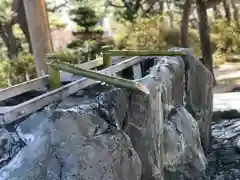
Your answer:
[133,63,142,79]
[23,0,54,76]
[48,65,60,89]
[49,60,149,94]
[0,56,144,125]
[0,75,48,102]
[48,58,104,88]
[77,58,103,69]
[0,58,103,101]
[102,46,112,68]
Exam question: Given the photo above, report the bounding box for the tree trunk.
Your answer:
[231,0,239,27]
[159,1,164,14]
[181,0,192,47]
[213,5,222,20]
[222,0,231,23]
[23,0,54,77]
[167,2,173,27]
[0,25,19,59]
[195,0,215,83]
[13,0,33,53]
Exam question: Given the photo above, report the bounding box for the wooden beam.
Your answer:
[0,56,144,125]
[0,58,104,102]
[0,75,48,102]
[23,0,54,76]
[76,58,103,69]
[49,60,149,94]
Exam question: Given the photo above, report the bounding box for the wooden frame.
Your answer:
[0,56,142,125]
[102,47,186,79]
[0,75,49,102]
[0,47,186,125]
[0,58,104,102]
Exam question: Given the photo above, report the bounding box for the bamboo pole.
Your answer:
[48,60,149,95]
[102,46,112,68]
[107,50,187,56]
[48,64,60,89]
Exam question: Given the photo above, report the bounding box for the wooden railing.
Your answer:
[0,46,185,125]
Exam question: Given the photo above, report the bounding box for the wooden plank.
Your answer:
[132,63,142,79]
[76,58,103,69]
[0,107,16,114]
[0,75,48,102]
[59,58,104,82]
[23,0,54,76]
[0,57,130,103]
[0,56,143,125]
[102,56,140,75]
[0,58,103,100]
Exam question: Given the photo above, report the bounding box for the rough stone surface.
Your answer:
[0,48,213,180]
[0,89,142,180]
[206,117,240,180]
[169,48,213,151]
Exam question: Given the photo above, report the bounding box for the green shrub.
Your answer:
[115,16,167,50]
[67,38,115,63]
[213,51,227,67]
[0,55,37,87]
[188,28,201,56]
[211,20,240,54]
[115,15,202,57]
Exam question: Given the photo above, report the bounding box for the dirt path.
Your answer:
[214,63,240,94]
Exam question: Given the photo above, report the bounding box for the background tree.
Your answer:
[181,0,192,47]
[231,0,239,27]
[0,0,19,59]
[106,0,165,22]
[71,6,99,33]
[67,0,108,63]
[195,0,215,82]
[222,0,231,23]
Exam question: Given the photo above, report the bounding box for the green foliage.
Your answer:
[115,14,240,67]
[72,26,104,35]
[0,0,12,25]
[213,50,227,67]
[67,38,114,63]
[70,5,99,32]
[48,12,67,29]
[211,19,240,54]
[67,0,114,62]
[109,0,167,23]
[188,28,201,56]
[115,15,201,56]
[67,40,102,63]
[209,19,240,65]
[0,55,37,87]
[115,16,168,50]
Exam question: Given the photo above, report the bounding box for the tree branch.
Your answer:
[122,0,134,11]
[47,0,69,12]
[106,0,124,8]
[133,0,142,12]
[141,0,159,14]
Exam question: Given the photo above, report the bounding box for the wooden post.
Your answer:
[23,0,54,77]
[48,65,60,89]
[102,46,112,68]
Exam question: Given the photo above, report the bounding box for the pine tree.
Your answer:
[67,1,105,62]
[71,6,99,33]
